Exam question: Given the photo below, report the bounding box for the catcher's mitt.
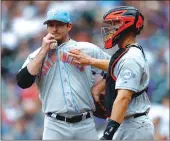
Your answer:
[93,93,107,119]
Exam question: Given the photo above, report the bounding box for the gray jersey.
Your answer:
[114,43,151,116]
[20,39,111,116]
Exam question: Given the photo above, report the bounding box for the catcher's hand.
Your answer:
[91,78,107,119]
[100,119,120,140]
[93,94,107,119]
[68,49,92,65]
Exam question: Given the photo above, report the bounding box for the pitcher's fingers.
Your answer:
[48,40,58,44]
[46,33,56,39]
[50,42,57,49]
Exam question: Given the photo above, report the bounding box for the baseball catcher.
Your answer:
[69,6,154,140]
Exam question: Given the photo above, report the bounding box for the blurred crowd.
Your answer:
[1,1,169,140]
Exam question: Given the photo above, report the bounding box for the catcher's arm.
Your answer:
[100,89,134,140]
[110,89,133,123]
[68,49,109,71]
[91,78,106,102]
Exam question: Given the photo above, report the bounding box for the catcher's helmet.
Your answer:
[101,6,144,49]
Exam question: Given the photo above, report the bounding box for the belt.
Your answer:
[46,112,91,123]
[125,112,147,120]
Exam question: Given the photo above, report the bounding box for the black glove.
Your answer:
[100,119,120,140]
[93,94,107,119]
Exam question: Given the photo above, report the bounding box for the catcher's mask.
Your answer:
[101,6,144,49]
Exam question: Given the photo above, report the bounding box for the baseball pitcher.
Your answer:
[16,9,110,140]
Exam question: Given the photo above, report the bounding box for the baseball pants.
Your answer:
[113,114,154,140]
[43,114,98,140]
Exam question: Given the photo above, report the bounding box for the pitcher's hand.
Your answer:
[40,33,57,53]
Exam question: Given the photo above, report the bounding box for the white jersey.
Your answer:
[114,43,151,116]
[20,39,111,116]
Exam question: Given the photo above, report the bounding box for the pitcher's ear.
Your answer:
[67,23,72,31]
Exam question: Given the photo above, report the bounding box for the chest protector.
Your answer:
[105,44,148,117]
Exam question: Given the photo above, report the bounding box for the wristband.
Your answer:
[102,119,120,140]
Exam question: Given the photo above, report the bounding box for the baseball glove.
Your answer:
[93,93,107,119]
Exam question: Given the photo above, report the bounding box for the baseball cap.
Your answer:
[43,9,71,24]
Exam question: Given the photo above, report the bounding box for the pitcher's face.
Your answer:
[47,21,72,41]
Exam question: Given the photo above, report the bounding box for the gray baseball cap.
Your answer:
[44,9,71,24]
